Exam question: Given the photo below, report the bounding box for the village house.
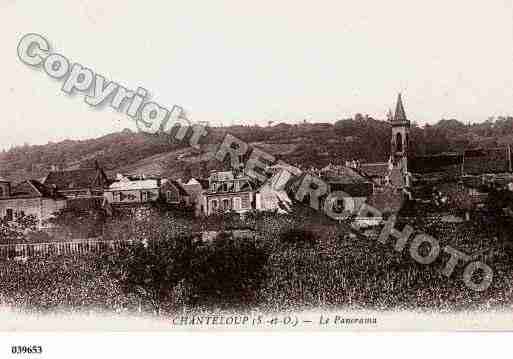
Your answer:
[318,164,375,222]
[0,177,67,228]
[103,174,161,207]
[203,170,256,215]
[43,161,109,199]
[160,178,191,207]
[103,174,191,213]
[255,165,295,213]
[180,178,209,216]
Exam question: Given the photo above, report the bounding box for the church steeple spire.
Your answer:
[393,93,408,123]
[389,93,412,189]
[390,93,411,159]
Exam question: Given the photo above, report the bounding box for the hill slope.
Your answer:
[1,116,513,183]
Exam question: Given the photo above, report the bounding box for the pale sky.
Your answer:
[1,0,513,149]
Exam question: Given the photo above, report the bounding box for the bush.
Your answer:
[280,228,317,246]
[185,234,269,309]
[101,235,195,315]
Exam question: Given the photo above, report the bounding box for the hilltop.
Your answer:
[1,116,513,183]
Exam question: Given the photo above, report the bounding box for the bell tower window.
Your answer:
[396,133,403,152]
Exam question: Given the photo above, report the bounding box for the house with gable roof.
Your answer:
[43,161,109,199]
[203,170,257,215]
[0,177,67,228]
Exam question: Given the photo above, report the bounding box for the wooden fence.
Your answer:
[0,238,134,260]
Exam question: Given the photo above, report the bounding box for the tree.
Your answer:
[448,185,474,221]
[103,235,194,315]
[48,206,105,238]
[186,233,269,309]
[0,214,38,244]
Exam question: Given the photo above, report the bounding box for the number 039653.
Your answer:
[11,346,42,354]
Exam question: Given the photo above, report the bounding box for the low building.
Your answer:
[0,177,67,228]
[103,174,161,206]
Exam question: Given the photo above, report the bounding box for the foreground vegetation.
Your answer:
[0,205,512,315]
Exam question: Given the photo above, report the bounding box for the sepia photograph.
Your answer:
[1,1,513,353]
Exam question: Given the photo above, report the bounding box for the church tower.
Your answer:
[390,93,410,166]
[388,93,411,189]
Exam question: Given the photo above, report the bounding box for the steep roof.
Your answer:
[393,93,408,122]
[165,179,190,196]
[5,180,63,199]
[44,167,108,191]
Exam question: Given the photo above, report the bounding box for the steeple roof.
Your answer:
[394,93,408,122]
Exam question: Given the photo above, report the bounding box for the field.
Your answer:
[0,206,512,316]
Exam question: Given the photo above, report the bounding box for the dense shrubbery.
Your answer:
[186,232,269,309]
[48,207,105,239]
[279,228,317,246]
[1,207,513,315]
[0,215,50,245]
[102,236,194,315]
[0,253,138,313]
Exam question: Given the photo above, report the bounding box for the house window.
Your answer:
[334,199,345,213]
[142,191,152,202]
[5,209,13,222]
[241,194,250,209]
[211,199,218,210]
[166,187,179,203]
[233,197,241,210]
[222,198,231,211]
